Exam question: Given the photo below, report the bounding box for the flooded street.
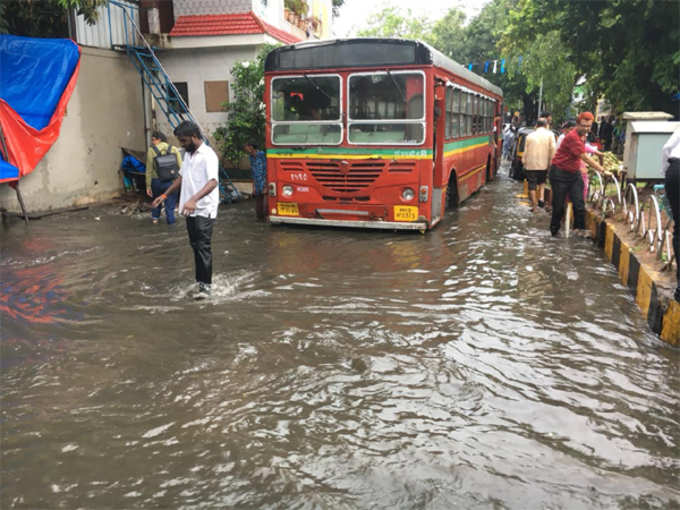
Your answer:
[2,174,679,509]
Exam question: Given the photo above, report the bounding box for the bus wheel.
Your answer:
[446,173,458,211]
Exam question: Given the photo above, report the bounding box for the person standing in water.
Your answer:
[548,112,605,238]
[145,131,182,224]
[152,121,219,296]
[244,142,268,221]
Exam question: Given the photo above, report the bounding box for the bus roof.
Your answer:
[264,38,503,99]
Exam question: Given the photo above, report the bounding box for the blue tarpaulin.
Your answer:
[0,34,80,182]
[121,154,145,174]
[0,159,19,181]
[0,34,79,131]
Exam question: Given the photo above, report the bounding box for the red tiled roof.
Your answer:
[169,11,302,45]
[259,19,302,45]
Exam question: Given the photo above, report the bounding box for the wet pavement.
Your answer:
[1,173,679,509]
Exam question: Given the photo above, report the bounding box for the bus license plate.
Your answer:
[277,202,299,216]
[393,205,418,222]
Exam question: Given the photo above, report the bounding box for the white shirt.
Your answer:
[662,127,680,174]
[522,127,556,171]
[179,142,220,218]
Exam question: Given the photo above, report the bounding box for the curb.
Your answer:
[585,209,679,346]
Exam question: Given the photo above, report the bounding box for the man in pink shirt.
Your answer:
[549,112,605,237]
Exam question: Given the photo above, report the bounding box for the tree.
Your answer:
[0,0,105,37]
[213,44,279,166]
[331,0,345,17]
[454,0,536,121]
[501,0,680,116]
[428,8,467,62]
[503,30,577,122]
[357,7,432,40]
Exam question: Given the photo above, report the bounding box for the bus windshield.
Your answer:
[271,75,342,145]
[348,71,425,145]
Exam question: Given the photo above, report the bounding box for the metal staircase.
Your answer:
[109,0,240,202]
[125,45,195,130]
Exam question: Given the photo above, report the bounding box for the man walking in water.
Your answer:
[522,118,555,212]
[152,121,219,296]
[548,112,605,237]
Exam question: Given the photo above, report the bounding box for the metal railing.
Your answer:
[590,171,675,271]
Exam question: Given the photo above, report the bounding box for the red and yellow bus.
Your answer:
[264,38,503,230]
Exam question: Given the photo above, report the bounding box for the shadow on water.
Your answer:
[1,177,679,509]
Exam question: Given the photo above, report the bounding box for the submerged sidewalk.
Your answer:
[515,177,678,346]
[585,209,679,346]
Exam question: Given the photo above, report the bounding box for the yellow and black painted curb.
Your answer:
[585,210,679,346]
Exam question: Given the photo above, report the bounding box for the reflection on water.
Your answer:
[1,177,679,509]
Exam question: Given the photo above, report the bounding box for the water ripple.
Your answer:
[1,176,678,508]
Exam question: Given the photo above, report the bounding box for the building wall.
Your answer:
[154,45,259,147]
[310,0,332,39]
[253,0,284,27]
[0,47,145,214]
[173,0,251,19]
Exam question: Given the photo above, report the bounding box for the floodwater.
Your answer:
[1,173,679,509]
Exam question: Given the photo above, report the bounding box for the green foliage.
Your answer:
[432,0,534,120]
[501,0,680,115]
[357,7,432,40]
[0,0,105,36]
[284,0,308,17]
[213,44,279,166]
[357,0,679,120]
[331,0,345,17]
[427,8,467,61]
[505,30,576,120]
[57,0,106,24]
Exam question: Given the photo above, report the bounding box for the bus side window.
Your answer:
[445,88,452,139]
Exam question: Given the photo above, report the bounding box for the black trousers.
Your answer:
[255,193,267,220]
[549,165,586,234]
[665,158,680,288]
[186,215,215,285]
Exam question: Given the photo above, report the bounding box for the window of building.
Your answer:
[204,80,229,112]
[169,81,189,113]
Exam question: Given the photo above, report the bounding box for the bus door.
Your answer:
[431,80,447,221]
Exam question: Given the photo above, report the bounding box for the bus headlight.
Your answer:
[282,185,294,197]
[268,182,276,197]
[401,187,415,201]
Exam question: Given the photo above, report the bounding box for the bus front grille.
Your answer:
[307,161,384,193]
[388,161,416,173]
